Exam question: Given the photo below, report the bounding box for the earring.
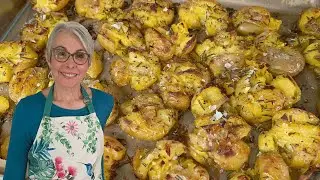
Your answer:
[48,71,53,79]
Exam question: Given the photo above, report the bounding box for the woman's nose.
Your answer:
[65,56,76,68]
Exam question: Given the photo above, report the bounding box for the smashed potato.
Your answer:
[21,23,49,52]
[119,93,178,141]
[0,62,14,83]
[133,140,209,180]
[129,0,174,28]
[97,21,145,57]
[258,108,320,170]
[35,12,68,34]
[32,0,70,13]
[231,68,301,124]
[9,67,48,102]
[0,41,38,73]
[159,61,211,111]
[191,86,227,118]
[232,6,282,35]
[229,173,251,180]
[0,96,9,115]
[189,116,251,170]
[255,152,290,180]
[75,0,124,20]
[86,51,103,79]
[298,8,320,38]
[103,136,126,180]
[110,58,130,87]
[303,40,320,67]
[178,0,229,36]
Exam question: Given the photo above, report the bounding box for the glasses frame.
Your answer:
[50,46,90,65]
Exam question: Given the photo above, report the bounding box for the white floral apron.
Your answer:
[27,85,104,180]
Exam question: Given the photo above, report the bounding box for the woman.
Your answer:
[4,22,114,179]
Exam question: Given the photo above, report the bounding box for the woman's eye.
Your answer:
[57,51,68,58]
[75,52,87,60]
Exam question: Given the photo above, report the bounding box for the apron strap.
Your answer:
[43,84,95,117]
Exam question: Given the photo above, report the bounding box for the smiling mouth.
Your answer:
[60,72,78,78]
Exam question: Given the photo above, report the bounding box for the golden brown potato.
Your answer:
[231,68,301,124]
[0,62,14,83]
[133,140,209,180]
[0,96,9,115]
[171,22,197,56]
[232,6,282,35]
[129,0,174,28]
[255,153,290,180]
[255,31,285,51]
[110,58,130,87]
[103,135,126,180]
[35,12,68,34]
[21,23,49,52]
[260,46,305,76]
[75,0,124,20]
[9,67,49,102]
[0,136,10,159]
[86,51,103,79]
[144,28,174,61]
[189,116,251,171]
[178,0,229,36]
[229,173,251,180]
[119,93,178,141]
[32,0,70,13]
[0,41,38,73]
[258,108,320,170]
[97,21,145,57]
[159,61,211,110]
[191,86,227,118]
[298,8,320,38]
[303,40,320,67]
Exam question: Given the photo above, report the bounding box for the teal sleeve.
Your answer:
[4,99,33,180]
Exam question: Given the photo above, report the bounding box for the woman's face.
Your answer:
[49,31,90,88]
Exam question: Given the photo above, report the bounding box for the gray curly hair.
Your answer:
[45,21,94,65]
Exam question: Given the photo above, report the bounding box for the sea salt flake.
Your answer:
[210,105,217,111]
[163,7,168,12]
[224,63,232,69]
[211,111,223,121]
[111,22,123,30]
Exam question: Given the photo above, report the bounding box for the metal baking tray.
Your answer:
[0,0,319,179]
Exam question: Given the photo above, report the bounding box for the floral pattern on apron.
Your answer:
[27,85,104,180]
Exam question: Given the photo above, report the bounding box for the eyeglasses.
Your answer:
[51,46,90,65]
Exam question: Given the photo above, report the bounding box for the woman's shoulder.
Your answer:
[17,91,46,109]
[90,88,114,105]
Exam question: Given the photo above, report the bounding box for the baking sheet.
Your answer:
[1,0,320,179]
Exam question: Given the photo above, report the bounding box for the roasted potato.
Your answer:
[133,140,209,180]
[178,0,229,36]
[32,0,70,13]
[0,62,14,83]
[259,46,305,76]
[255,31,285,51]
[119,93,178,141]
[35,12,68,34]
[129,0,174,28]
[191,86,227,118]
[0,136,10,159]
[189,116,251,170]
[298,8,320,38]
[9,67,49,102]
[171,22,197,56]
[0,41,38,74]
[255,153,290,180]
[159,61,211,110]
[110,58,130,87]
[86,51,103,79]
[229,173,251,180]
[0,96,9,115]
[231,67,301,124]
[232,6,282,35]
[97,21,145,57]
[144,28,174,61]
[258,108,320,170]
[127,52,161,91]
[21,23,49,52]
[75,0,124,20]
[103,135,126,180]
[303,40,320,67]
